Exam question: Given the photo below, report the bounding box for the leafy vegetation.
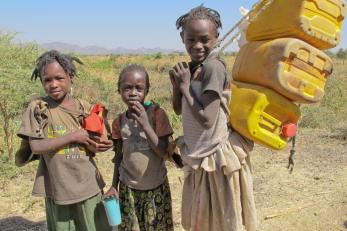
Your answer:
[0,32,42,160]
[0,32,346,174]
[299,63,347,128]
[336,48,347,63]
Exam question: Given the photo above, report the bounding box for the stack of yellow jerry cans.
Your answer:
[229,0,346,149]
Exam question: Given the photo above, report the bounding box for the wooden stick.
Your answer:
[312,191,333,196]
[264,203,316,220]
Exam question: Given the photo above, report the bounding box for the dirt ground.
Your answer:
[0,126,346,231]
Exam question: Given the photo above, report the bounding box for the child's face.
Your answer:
[119,71,147,109]
[41,61,73,102]
[181,19,218,63]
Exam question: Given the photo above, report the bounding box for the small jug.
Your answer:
[103,196,121,226]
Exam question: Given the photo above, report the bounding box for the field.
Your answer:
[0,36,346,230]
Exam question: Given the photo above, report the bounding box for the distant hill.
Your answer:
[39,42,181,55]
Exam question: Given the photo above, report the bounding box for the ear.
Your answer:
[180,31,184,43]
[214,28,219,38]
[70,74,74,83]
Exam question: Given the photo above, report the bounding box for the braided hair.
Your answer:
[176,5,222,32]
[31,50,83,81]
[117,64,150,93]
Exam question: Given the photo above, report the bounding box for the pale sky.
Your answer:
[1,0,346,52]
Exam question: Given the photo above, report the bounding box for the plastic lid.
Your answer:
[144,101,152,107]
[282,123,297,138]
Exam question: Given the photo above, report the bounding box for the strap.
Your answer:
[211,0,275,55]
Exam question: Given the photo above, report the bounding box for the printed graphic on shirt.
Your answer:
[47,125,86,159]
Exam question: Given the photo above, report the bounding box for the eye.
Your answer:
[123,86,131,91]
[136,85,144,91]
[201,37,211,44]
[43,77,52,83]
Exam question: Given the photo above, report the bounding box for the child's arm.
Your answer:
[104,139,122,199]
[131,101,170,157]
[29,129,99,154]
[171,62,220,128]
[112,139,122,188]
[169,70,182,115]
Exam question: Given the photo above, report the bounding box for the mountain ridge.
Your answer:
[39,42,183,55]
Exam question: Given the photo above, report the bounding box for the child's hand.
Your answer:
[103,186,119,200]
[169,69,179,89]
[93,136,113,152]
[130,101,151,130]
[71,129,96,146]
[171,62,191,92]
[86,135,113,153]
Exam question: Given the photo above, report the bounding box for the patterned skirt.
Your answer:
[118,178,174,231]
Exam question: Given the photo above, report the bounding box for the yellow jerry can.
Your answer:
[247,0,346,49]
[232,38,333,103]
[229,81,301,150]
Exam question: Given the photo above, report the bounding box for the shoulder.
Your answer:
[18,97,50,139]
[201,56,227,85]
[202,55,227,72]
[74,98,92,113]
[27,96,49,108]
[200,55,228,88]
[147,103,173,136]
[111,111,126,129]
[146,103,168,117]
[111,112,125,140]
[22,96,50,117]
[146,102,160,112]
[146,102,170,124]
[154,107,169,121]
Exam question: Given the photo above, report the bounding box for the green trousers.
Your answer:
[45,193,111,231]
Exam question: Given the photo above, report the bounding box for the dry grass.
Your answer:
[0,55,346,230]
[1,125,346,231]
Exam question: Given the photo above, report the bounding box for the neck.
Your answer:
[51,94,75,108]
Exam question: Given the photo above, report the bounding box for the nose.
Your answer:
[129,88,137,96]
[193,42,203,50]
[50,79,58,88]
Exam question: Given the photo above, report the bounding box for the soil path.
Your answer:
[1,128,346,231]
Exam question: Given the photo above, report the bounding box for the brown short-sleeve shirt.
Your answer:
[17,97,105,205]
[111,104,173,190]
[181,54,231,160]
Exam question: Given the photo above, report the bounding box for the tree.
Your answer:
[0,32,41,160]
[336,48,347,64]
[324,50,334,58]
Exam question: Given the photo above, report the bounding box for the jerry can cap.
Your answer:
[282,123,297,138]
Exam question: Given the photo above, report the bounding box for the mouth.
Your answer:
[192,52,206,59]
[127,99,140,105]
[50,90,61,96]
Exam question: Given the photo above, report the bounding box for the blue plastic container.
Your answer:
[103,197,121,226]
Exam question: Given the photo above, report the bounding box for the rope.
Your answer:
[213,12,250,49]
[287,136,296,173]
[213,0,275,54]
[219,32,241,54]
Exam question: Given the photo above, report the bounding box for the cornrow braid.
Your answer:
[31,50,83,81]
[176,5,222,31]
[117,64,150,93]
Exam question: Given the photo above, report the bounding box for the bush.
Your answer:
[299,64,347,128]
[0,32,42,160]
